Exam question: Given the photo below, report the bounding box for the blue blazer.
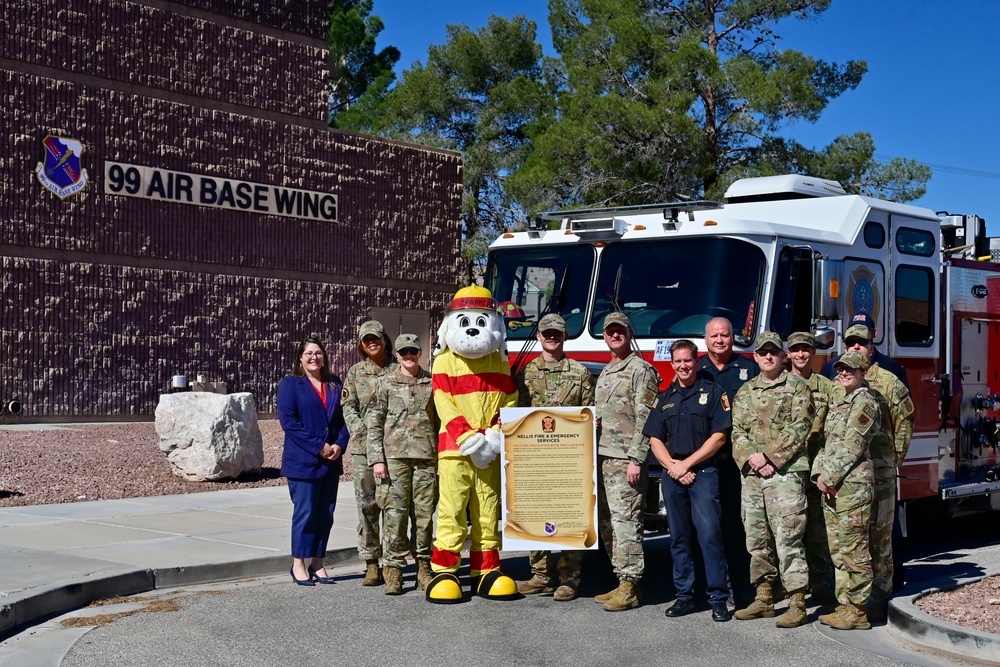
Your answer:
[277,374,350,479]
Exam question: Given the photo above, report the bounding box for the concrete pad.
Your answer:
[50,536,283,570]
[0,551,135,595]
[219,504,294,521]
[0,522,165,550]
[101,509,289,535]
[0,499,175,521]
[198,526,289,551]
[123,487,291,510]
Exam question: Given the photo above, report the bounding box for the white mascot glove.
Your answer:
[485,426,502,457]
[458,432,497,469]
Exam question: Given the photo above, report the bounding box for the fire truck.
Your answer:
[485,174,1000,528]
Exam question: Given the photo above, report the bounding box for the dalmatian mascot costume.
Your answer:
[425,285,519,603]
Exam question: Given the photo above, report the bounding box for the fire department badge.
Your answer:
[739,368,748,381]
[35,135,88,199]
[699,392,708,405]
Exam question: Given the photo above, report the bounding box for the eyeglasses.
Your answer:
[302,351,324,358]
[756,348,781,357]
[398,348,420,356]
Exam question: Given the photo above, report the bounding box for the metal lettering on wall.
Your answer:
[104,161,338,222]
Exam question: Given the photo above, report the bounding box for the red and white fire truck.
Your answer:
[485,174,1000,526]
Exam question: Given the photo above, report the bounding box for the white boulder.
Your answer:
[155,392,264,481]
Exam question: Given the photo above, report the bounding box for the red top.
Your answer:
[311,380,327,410]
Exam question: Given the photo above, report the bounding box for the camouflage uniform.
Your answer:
[343,356,395,560]
[864,363,915,604]
[366,365,438,569]
[803,372,841,598]
[515,355,596,588]
[595,353,659,583]
[732,370,814,593]
[813,386,879,606]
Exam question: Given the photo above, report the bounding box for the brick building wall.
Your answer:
[1,1,464,418]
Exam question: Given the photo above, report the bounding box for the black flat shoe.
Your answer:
[711,602,730,622]
[291,567,315,586]
[664,599,696,617]
[308,566,336,584]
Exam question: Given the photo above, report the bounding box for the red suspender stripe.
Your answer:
[442,372,516,395]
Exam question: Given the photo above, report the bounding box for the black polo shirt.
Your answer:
[642,378,731,460]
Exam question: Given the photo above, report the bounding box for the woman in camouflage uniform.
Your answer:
[342,320,396,586]
[366,334,438,595]
[813,350,880,631]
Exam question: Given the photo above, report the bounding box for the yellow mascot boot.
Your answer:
[425,572,464,604]
[474,570,519,600]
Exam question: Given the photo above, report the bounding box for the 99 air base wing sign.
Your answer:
[104,161,337,222]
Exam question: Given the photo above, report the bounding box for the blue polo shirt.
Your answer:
[696,352,759,398]
[642,378,731,460]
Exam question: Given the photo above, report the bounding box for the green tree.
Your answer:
[344,16,552,281]
[328,0,400,128]
[510,0,903,211]
[803,132,931,201]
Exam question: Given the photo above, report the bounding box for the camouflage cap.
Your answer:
[538,313,566,333]
[787,331,815,348]
[359,320,385,339]
[603,312,631,330]
[844,324,874,342]
[394,333,421,351]
[834,349,870,372]
[754,331,783,352]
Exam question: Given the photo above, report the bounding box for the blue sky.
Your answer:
[375,0,1000,233]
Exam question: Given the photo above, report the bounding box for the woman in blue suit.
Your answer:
[277,336,349,586]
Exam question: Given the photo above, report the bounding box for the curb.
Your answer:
[888,567,1000,665]
[0,547,357,641]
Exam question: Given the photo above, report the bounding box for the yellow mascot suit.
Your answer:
[425,286,519,603]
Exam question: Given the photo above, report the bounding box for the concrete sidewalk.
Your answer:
[0,484,359,639]
[1,484,999,666]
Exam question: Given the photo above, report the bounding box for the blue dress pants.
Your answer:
[288,475,339,559]
[663,465,729,604]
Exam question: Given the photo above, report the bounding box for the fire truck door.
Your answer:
[843,260,886,346]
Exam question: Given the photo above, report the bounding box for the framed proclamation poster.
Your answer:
[500,406,598,551]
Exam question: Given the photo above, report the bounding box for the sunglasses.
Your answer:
[398,347,420,356]
[756,348,781,357]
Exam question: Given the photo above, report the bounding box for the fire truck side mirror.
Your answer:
[813,327,836,350]
[813,258,844,320]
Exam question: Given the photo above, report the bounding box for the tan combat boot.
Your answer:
[818,604,848,626]
[416,560,433,591]
[734,582,775,620]
[517,574,556,595]
[361,559,383,586]
[594,581,622,604]
[774,590,808,628]
[825,603,870,630]
[553,584,578,601]
[383,566,403,595]
[603,581,641,611]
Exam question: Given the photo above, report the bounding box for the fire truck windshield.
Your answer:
[487,237,766,341]
[485,245,595,339]
[590,238,766,340]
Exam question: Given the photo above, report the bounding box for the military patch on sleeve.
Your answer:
[856,403,878,429]
[894,385,910,401]
[652,397,659,409]
[721,393,731,411]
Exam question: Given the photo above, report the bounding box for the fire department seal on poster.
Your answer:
[500,406,598,551]
[35,135,88,199]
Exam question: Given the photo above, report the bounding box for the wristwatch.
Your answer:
[629,457,643,466]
